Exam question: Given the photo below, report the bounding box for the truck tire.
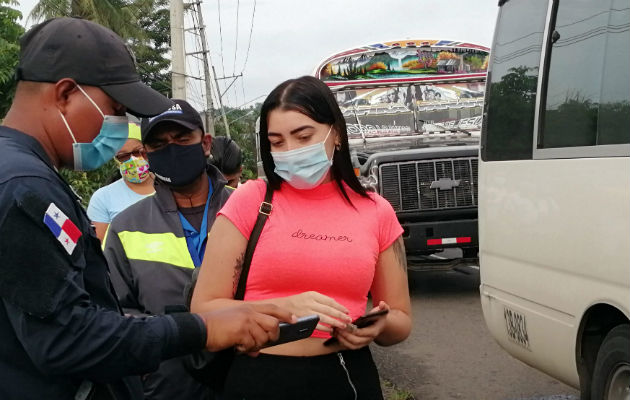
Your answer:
[591,324,630,400]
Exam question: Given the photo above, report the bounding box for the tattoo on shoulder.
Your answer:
[232,253,244,296]
[393,237,408,273]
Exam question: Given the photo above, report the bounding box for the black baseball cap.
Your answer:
[140,99,205,142]
[16,17,173,117]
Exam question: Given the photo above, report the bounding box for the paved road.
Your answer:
[372,267,580,400]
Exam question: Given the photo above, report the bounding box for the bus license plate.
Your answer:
[503,306,530,349]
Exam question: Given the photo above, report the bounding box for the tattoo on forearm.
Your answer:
[232,253,244,296]
[393,237,408,273]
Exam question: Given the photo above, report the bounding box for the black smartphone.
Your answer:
[262,315,320,348]
[352,309,389,328]
[323,309,389,346]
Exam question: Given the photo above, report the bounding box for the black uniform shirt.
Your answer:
[0,127,206,400]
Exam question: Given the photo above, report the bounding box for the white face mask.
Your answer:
[271,126,333,190]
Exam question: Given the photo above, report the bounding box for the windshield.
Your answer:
[336,82,485,139]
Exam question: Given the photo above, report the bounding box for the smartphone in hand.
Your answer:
[352,309,389,328]
[262,315,319,348]
[323,309,389,346]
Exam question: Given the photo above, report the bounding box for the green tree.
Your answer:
[30,0,171,94]
[0,0,24,119]
[213,104,262,181]
[59,161,119,208]
[30,0,151,39]
[130,0,171,96]
[466,55,484,71]
[484,66,538,160]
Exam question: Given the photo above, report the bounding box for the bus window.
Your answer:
[481,0,548,161]
[540,1,611,148]
[597,0,630,145]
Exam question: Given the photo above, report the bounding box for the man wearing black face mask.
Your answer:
[102,99,233,400]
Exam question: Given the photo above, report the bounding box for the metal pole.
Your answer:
[212,65,231,138]
[193,1,217,136]
[170,0,186,99]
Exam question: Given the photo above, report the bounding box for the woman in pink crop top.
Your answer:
[191,76,411,399]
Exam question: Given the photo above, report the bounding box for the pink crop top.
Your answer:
[218,179,403,338]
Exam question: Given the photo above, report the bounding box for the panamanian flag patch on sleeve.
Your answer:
[43,203,82,255]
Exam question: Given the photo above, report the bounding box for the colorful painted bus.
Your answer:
[314,40,489,270]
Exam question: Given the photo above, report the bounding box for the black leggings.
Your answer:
[222,346,383,400]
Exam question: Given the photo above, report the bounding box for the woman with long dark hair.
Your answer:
[191,76,411,399]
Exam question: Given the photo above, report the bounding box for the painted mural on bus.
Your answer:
[316,39,489,85]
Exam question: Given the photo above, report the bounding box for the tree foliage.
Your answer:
[29,0,152,40]
[0,0,24,119]
[130,0,171,96]
[484,66,538,160]
[31,0,171,96]
[213,104,262,181]
[60,161,119,208]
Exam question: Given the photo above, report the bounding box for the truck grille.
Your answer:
[379,157,478,212]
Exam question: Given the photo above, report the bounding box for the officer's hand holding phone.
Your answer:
[324,301,390,350]
[199,303,297,353]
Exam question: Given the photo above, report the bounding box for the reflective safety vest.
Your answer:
[102,165,231,316]
[117,230,196,270]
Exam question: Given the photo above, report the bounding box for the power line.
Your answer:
[216,0,227,78]
[494,8,630,51]
[232,0,240,76]
[241,75,246,106]
[186,81,206,109]
[493,45,543,64]
[185,52,204,105]
[191,5,221,110]
[219,94,266,117]
[240,0,257,73]
[554,23,630,47]
[187,8,206,105]
[495,31,543,47]
[229,109,256,125]
[557,7,630,29]
[229,0,241,107]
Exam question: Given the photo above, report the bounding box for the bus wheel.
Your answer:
[591,324,630,400]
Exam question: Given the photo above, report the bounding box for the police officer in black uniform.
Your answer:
[0,17,293,400]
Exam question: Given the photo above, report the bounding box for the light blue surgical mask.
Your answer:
[59,85,129,171]
[271,125,334,190]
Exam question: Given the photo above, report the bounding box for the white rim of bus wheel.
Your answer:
[605,363,630,400]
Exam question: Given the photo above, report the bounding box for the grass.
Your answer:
[381,378,415,400]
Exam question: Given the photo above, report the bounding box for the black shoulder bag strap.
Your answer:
[181,181,273,391]
[183,181,273,308]
[234,181,274,300]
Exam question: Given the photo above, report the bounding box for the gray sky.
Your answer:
[16,0,499,109]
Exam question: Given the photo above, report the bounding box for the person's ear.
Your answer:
[334,131,341,149]
[53,78,79,114]
[202,134,212,156]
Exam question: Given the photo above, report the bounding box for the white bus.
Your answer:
[479,1,630,399]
